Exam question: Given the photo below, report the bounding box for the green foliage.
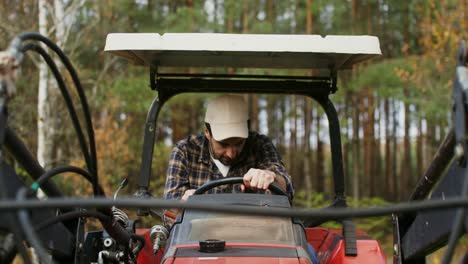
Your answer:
[344,55,453,124]
[294,191,329,208]
[163,5,209,32]
[347,59,407,97]
[105,71,155,113]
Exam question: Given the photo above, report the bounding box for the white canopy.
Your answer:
[104,33,381,70]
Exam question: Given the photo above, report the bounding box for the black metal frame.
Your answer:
[135,68,346,206]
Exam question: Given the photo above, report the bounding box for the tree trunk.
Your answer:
[289,96,298,183]
[416,109,423,178]
[303,98,312,197]
[266,0,274,23]
[375,107,382,196]
[362,88,371,197]
[306,0,312,33]
[302,0,313,198]
[242,0,249,32]
[343,86,351,193]
[426,121,436,167]
[225,0,234,33]
[316,125,325,193]
[402,100,411,195]
[249,95,259,132]
[367,2,377,197]
[267,96,277,142]
[371,94,379,197]
[37,0,85,170]
[314,93,325,193]
[392,99,399,201]
[37,0,50,170]
[239,1,259,133]
[352,90,361,200]
[147,0,152,12]
[50,0,67,165]
[279,98,286,149]
[384,97,392,199]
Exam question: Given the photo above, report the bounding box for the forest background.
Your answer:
[0,0,466,262]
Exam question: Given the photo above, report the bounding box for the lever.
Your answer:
[113,178,128,201]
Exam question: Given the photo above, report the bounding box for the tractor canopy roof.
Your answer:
[104,33,381,70]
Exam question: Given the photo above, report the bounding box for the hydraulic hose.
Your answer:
[33,165,104,196]
[20,43,92,186]
[16,188,51,264]
[36,211,110,231]
[5,127,63,197]
[16,32,98,190]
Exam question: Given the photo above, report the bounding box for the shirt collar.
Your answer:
[198,133,252,166]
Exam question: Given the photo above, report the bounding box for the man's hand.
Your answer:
[242,168,274,191]
[182,189,196,201]
[242,168,281,192]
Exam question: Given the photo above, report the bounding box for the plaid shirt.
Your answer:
[164,132,294,200]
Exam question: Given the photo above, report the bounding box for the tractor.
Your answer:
[0,32,466,264]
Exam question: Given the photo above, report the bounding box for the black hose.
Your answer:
[20,43,92,178]
[15,188,50,263]
[130,233,146,254]
[100,216,133,246]
[130,235,145,263]
[17,32,98,192]
[33,165,104,196]
[2,207,33,264]
[36,210,110,231]
[5,127,63,197]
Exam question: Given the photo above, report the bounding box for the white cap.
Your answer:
[205,95,249,141]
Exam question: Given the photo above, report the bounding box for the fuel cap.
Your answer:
[199,239,225,253]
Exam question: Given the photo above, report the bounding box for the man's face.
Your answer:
[205,129,246,166]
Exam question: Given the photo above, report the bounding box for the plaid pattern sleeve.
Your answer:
[164,134,224,200]
[164,140,190,200]
[254,134,295,199]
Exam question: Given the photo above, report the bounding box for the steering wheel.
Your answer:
[193,176,288,196]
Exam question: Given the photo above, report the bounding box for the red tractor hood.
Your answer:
[161,244,312,264]
[167,256,309,264]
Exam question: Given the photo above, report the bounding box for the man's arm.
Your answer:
[242,134,294,199]
[164,145,190,200]
[164,144,197,224]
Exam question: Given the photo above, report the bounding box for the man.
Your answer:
[164,95,294,205]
